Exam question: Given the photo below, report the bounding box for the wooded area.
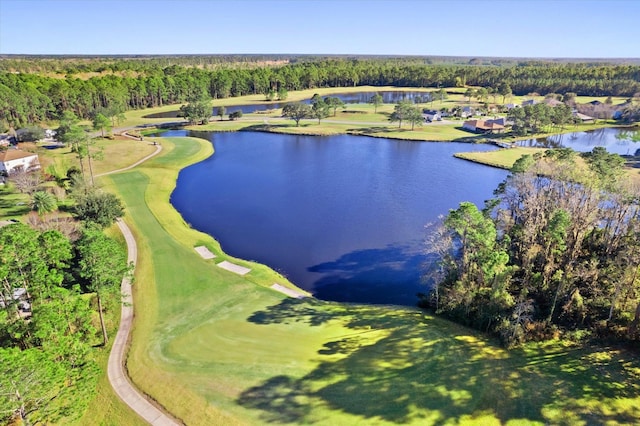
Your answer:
[2,57,640,128]
[425,148,640,346]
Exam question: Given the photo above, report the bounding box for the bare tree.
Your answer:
[9,169,43,194]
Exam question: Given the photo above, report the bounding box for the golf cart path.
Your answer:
[103,140,181,425]
[109,219,182,426]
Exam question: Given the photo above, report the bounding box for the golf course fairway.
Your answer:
[102,136,640,425]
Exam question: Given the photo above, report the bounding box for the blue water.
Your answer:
[518,127,640,156]
[167,131,508,306]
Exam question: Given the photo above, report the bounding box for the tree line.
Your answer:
[424,147,640,346]
[2,58,640,128]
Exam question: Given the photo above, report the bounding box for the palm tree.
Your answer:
[31,191,57,215]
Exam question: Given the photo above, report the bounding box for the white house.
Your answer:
[423,110,442,122]
[0,149,40,175]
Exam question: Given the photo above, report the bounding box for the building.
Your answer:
[521,99,537,106]
[461,106,475,118]
[0,149,40,175]
[423,110,442,122]
[573,112,595,123]
[462,119,506,134]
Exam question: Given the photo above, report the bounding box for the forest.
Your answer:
[424,147,640,346]
[2,56,640,128]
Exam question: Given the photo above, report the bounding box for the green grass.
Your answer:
[0,184,30,218]
[97,135,640,425]
[455,147,547,169]
[33,137,157,177]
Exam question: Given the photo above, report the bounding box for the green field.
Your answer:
[95,135,640,425]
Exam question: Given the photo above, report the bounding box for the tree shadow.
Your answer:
[239,299,640,424]
[349,127,410,135]
[307,244,426,306]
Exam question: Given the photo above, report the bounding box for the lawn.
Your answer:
[455,147,547,169]
[99,135,640,425]
[0,184,31,218]
[31,136,157,178]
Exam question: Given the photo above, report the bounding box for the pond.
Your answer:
[143,91,433,119]
[517,127,640,156]
[165,130,508,306]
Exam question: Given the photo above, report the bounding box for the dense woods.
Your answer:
[2,56,640,128]
[425,148,640,346]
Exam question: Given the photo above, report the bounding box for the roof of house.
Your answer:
[0,150,39,162]
[464,120,505,130]
[574,112,594,121]
[544,99,564,106]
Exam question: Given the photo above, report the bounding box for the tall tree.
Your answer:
[324,96,345,116]
[217,105,226,121]
[369,93,383,113]
[92,113,111,137]
[282,103,311,127]
[310,95,330,124]
[388,100,414,128]
[76,226,128,345]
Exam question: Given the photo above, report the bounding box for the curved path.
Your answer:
[96,136,162,178]
[103,141,181,425]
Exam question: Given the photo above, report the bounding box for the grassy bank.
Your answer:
[455,146,640,184]
[97,135,640,425]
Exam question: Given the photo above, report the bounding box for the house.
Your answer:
[504,103,518,110]
[544,98,564,107]
[462,119,506,134]
[521,99,537,106]
[486,117,507,126]
[461,106,475,118]
[423,110,442,122]
[573,112,595,123]
[0,149,40,175]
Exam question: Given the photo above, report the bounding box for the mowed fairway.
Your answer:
[104,136,640,425]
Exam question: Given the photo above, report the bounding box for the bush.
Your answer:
[17,126,45,142]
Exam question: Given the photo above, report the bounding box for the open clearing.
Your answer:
[99,135,640,425]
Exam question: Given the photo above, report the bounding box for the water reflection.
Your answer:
[518,127,640,155]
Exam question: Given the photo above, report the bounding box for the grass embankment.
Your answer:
[98,135,640,425]
[455,147,640,185]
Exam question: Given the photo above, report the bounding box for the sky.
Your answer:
[0,0,639,58]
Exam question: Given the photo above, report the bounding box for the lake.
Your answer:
[143,91,432,119]
[518,127,640,155]
[165,130,507,306]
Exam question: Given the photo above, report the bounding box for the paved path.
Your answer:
[102,139,180,425]
[109,220,182,426]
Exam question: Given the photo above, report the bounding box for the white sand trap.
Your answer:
[194,246,216,259]
[271,283,307,299]
[217,260,251,276]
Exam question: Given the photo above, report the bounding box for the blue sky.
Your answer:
[1,0,639,57]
